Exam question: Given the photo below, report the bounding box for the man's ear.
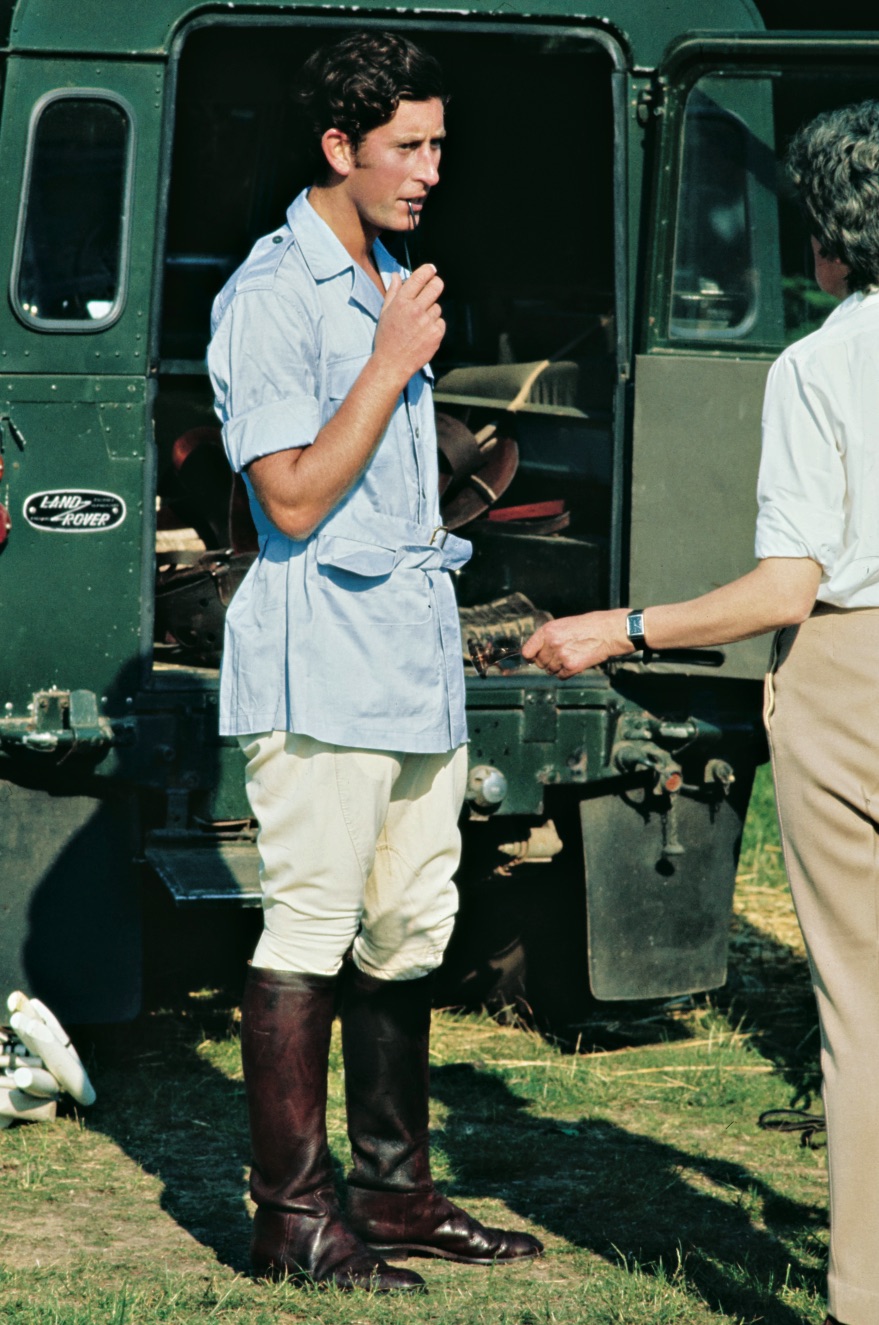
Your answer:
[321,128,355,178]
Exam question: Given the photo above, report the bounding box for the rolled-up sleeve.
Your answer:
[209,288,321,473]
[754,351,846,571]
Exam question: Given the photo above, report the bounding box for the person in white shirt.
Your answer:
[523,98,879,1325]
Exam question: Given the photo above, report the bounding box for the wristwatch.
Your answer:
[625,609,651,660]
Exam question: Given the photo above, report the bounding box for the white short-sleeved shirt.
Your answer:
[755,288,879,608]
[207,190,471,751]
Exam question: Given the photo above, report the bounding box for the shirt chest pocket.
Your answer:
[314,535,432,625]
[326,356,433,403]
[326,354,370,415]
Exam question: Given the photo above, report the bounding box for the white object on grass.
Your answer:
[9,1013,96,1107]
[0,1086,57,1122]
[12,1067,60,1099]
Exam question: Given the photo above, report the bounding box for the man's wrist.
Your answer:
[366,349,413,398]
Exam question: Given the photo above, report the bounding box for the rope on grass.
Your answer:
[758,1107,826,1148]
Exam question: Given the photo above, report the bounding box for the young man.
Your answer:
[208,30,542,1292]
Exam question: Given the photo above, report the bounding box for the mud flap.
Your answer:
[580,776,753,1001]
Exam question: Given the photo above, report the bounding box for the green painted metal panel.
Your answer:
[628,353,772,680]
[9,0,761,65]
[0,779,141,1023]
[466,701,612,815]
[0,382,151,714]
[0,55,162,718]
[0,56,164,376]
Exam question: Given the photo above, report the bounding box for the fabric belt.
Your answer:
[313,509,472,575]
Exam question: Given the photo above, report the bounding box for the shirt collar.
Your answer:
[824,286,879,327]
[286,189,400,318]
[287,190,353,280]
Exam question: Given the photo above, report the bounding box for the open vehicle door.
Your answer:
[583,34,879,1000]
[630,33,879,679]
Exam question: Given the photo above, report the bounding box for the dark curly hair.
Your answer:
[787,98,879,293]
[294,31,446,183]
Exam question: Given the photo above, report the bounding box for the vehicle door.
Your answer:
[629,35,879,679]
[0,54,164,718]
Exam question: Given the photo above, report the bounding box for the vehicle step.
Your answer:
[145,843,261,906]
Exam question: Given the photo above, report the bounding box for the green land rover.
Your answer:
[0,0,870,1024]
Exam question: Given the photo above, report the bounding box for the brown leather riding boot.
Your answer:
[240,966,425,1291]
[341,965,543,1264]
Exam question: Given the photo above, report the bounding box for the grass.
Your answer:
[0,764,828,1324]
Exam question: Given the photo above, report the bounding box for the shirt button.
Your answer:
[415,427,420,437]
[272,236,283,244]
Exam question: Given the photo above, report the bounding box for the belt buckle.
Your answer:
[429,525,450,549]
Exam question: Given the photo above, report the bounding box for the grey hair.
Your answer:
[787,98,879,293]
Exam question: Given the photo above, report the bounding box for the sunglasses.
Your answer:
[468,636,524,678]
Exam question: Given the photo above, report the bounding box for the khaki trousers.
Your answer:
[765,606,879,1325]
[238,732,468,981]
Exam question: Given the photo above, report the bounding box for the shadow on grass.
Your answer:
[78,883,261,1270]
[77,984,824,1325]
[717,913,822,1105]
[72,874,823,1316]
[81,992,254,1274]
[430,1061,825,1325]
[560,913,822,1103]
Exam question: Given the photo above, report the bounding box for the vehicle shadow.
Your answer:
[80,990,255,1274]
[715,911,822,1105]
[429,1061,825,1325]
[559,911,821,1104]
[77,952,825,1323]
[429,891,826,1321]
[74,872,823,1305]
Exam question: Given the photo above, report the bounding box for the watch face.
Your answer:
[627,612,645,639]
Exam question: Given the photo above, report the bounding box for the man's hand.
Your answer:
[374,263,445,385]
[522,609,632,678]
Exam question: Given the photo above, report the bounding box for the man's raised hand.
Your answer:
[375,263,445,384]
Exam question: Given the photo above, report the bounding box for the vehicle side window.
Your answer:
[670,89,756,340]
[13,92,133,330]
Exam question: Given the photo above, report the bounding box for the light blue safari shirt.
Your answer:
[207,190,471,752]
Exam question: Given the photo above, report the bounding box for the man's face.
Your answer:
[347,97,445,234]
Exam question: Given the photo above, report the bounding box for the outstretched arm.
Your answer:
[522,557,822,679]
[247,263,444,541]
